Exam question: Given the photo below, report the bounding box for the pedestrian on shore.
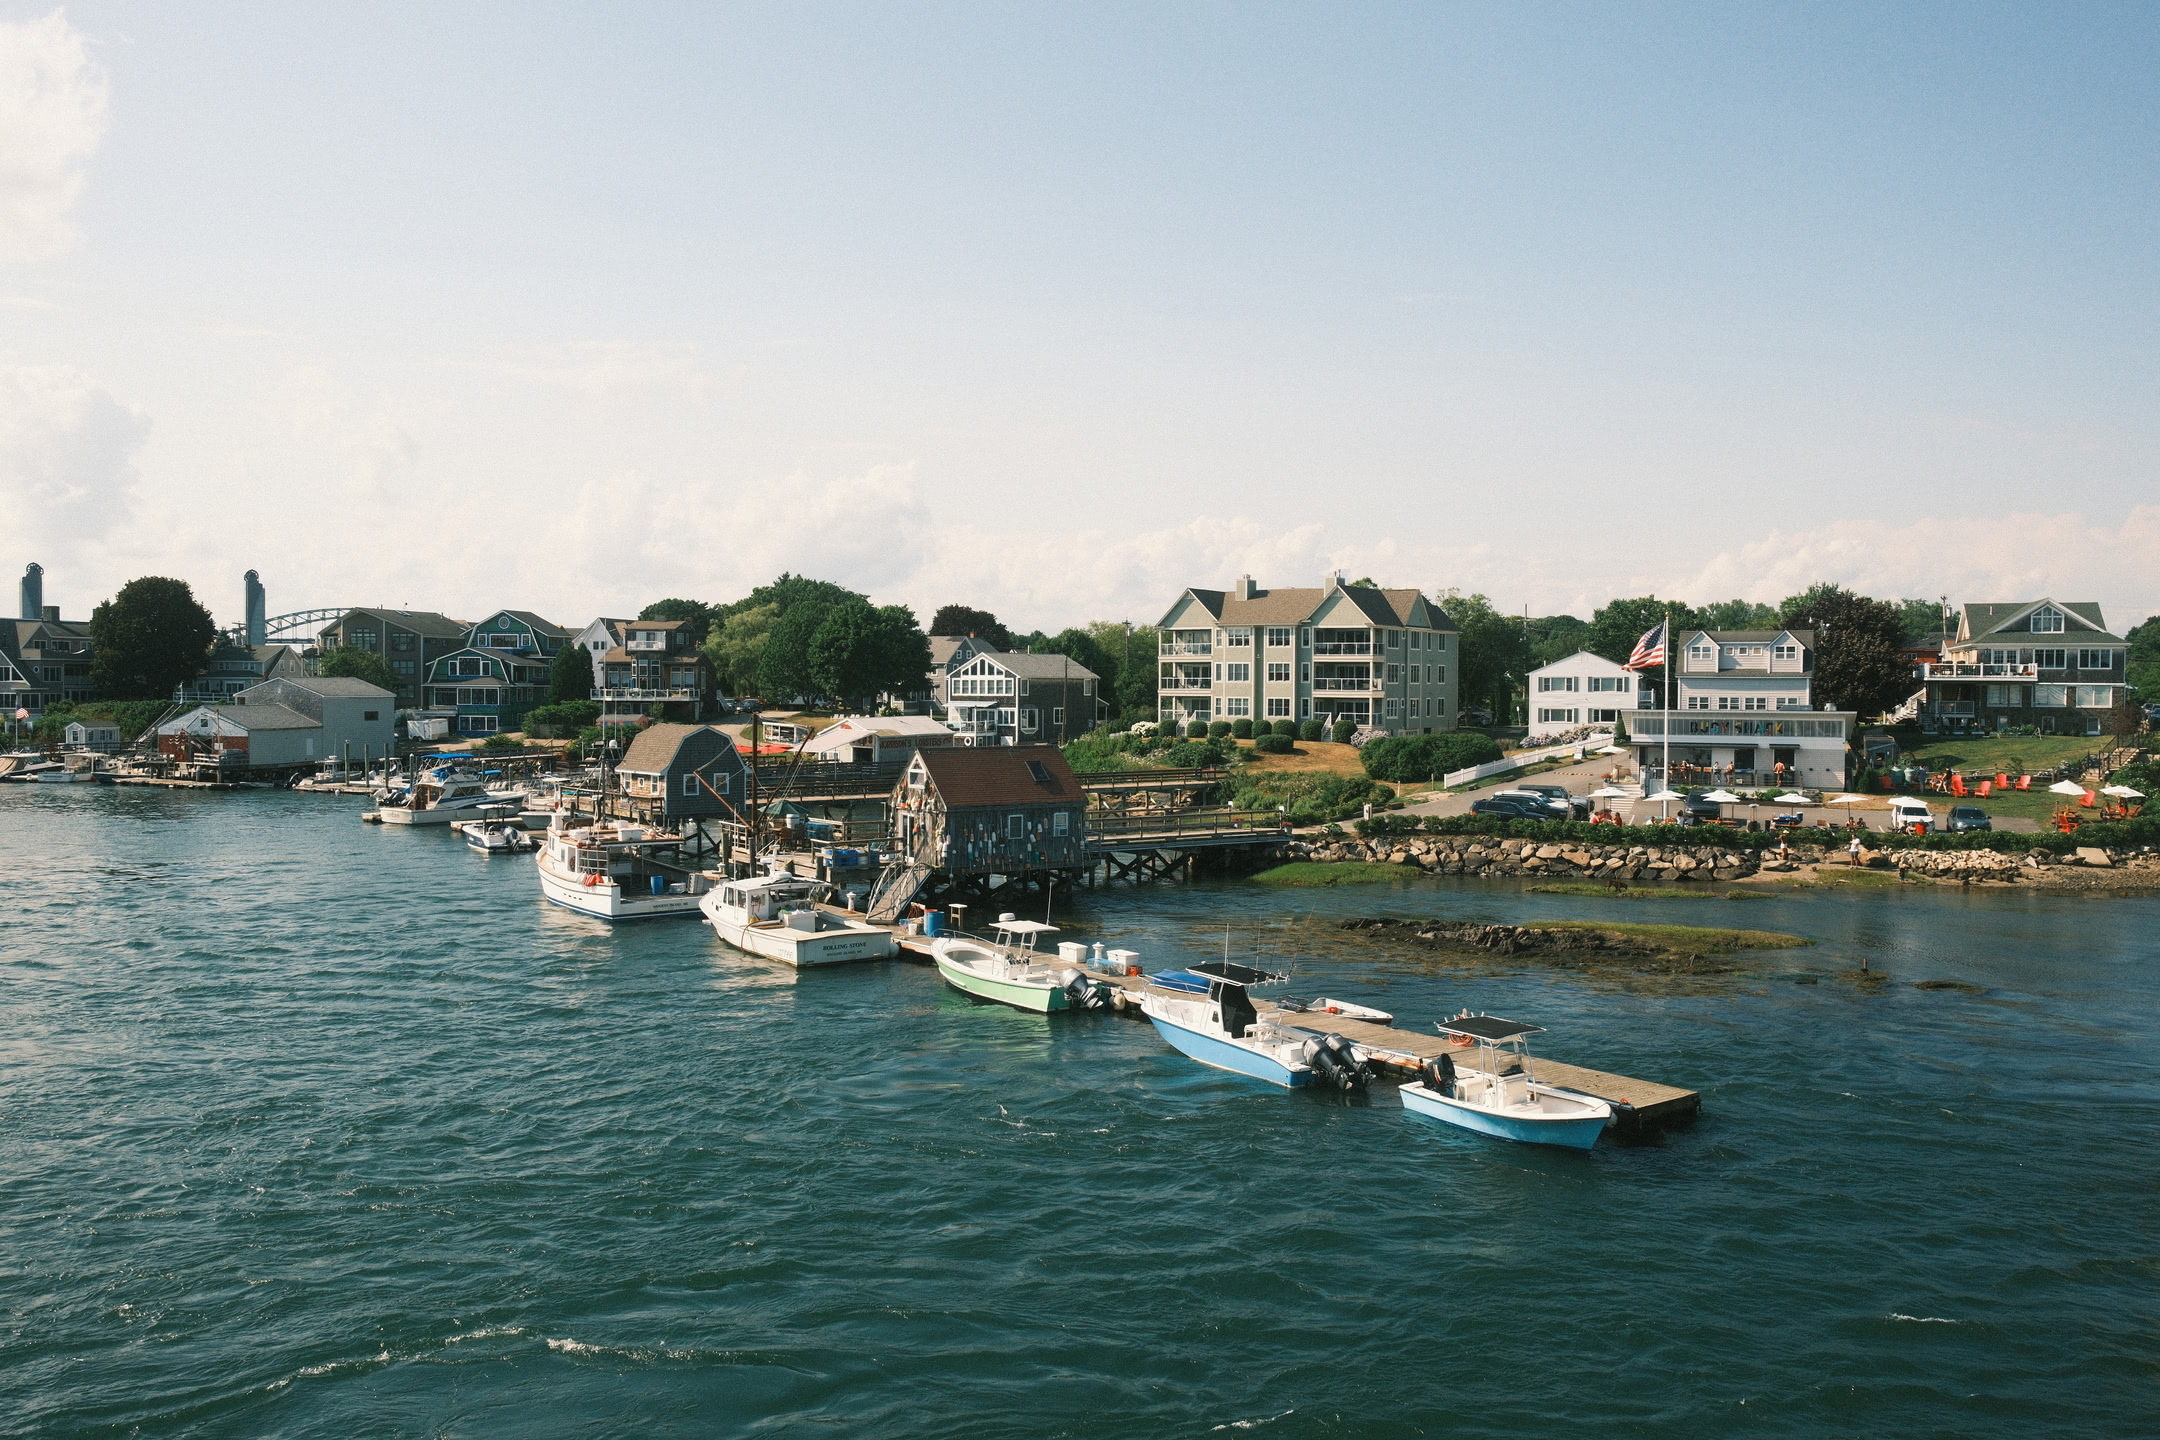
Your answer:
[1849,833,1863,867]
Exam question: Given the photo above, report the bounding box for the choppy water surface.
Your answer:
[3,786,2156,1438]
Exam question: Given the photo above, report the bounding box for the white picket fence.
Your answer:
[1443,732,1614,789]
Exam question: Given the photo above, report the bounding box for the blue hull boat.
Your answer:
[1145,1012,1310,1088]
[1397,1014,1612,1151]
[1399,1080,1607,1150]
[1139,962,1324,1089]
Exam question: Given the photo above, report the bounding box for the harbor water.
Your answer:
[4,785,2157,1437]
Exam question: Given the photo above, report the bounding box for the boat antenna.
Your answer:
[1045,873,1055,924]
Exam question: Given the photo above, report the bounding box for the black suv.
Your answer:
[1516,783,1591,820]
[1680,790,1726,824]
[1945,805,1992,833]
[1470,794,1553,820]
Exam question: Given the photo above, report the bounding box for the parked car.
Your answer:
[1680,789,1726,824]
[1885,796,1934,834]
[1516,783,1591,820]
[1469,793,1554,820]
[1945,805,1992,833]
[1460,708,1494,727]
[1490,789,1572,819]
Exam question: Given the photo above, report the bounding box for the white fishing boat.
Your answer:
[697,872,897,966]
[930,918,1103,1013]
[536,818,710,920]
[1397,1015,1611,1150]
[463,818,538,854]
[1140,961,1370,1090]
[376,765,527,825]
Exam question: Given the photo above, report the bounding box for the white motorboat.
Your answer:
[1140,961,1370,1091]
[464,818,538,854]
[698,872,897,967]
[376,765,527,825]
[536,819,710,920]
[1398,1015,1612,1150]
[930,919,1103,1013]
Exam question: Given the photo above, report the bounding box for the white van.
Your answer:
[1885,796,1933,835]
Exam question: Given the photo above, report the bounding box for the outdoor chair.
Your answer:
[2016,775,2031,790]
[1976,780,1991,797]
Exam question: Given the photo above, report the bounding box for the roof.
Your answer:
[1689,629,1813,645]
[970,651,1101,682]
[1529,649,1638,675]
[623,618,686,632]
[910,744,1081,807]
[335,608,468,637]
[215,702,317,731]
[617,722,732,774]
[803,715,957,755]
[258,675,395,698]
[928,635,998,667]
[1163,582,1452,631]
[1961,600,2121,645]
[1437,1014,1543,1043]
[496,610,571,637]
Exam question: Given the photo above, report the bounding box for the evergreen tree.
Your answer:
[548,641,593,702]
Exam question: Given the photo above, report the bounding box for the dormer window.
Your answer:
[2030,607,2064,633]
[1773,644,1798,662]
[1688,642,1714,664]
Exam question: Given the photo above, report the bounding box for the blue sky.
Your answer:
[3,3,2155,632]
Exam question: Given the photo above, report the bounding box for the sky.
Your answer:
[2,3,2156,637]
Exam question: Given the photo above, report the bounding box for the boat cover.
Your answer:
[1187,960,1287,988]
[1437,1014,1544,1043]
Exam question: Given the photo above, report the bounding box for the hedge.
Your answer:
[1298,719,1323,741]
[1360,731,1503,783]
[1208,720,1233,739]
[1331,720,1356,743]
[1253,733,1294,754]
[1272,719,1297,738]
[1231,717,1255,739]
[1349,810,2160,855]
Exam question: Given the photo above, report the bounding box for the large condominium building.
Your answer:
[1154,575,1458,736]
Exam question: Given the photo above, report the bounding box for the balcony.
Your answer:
[1158,641,1213,657]
[600,687,697,701]
[1312,677,1382,694]
[625,637,669,651]
[1157,677,1210,692]
[1923,663,2038,680]
[1312,641,1371,656]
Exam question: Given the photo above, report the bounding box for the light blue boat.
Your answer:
[1398,1015,1611,1150]
[1139,962,1317,1089]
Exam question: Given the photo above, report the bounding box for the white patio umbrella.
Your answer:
[1699,787,1741,821]
[1588,785,1631,797]
[1597,745,1626,755]
[2101,784,2144,798]
[1774,792,1813,804]
[1645,789,1682,802]
[1826,794,1868,804]
[2048,780,2090,797]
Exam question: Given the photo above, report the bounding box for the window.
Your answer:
[1266,697,1290,718]
[391,633,413,651]
[1409,631,1420,650]
[1386,665,1401,683]
[1052,811,1070,836]
[1222,696,1251,717]
[1300,698,1311,717]
[1051,707,1064,726]
[1223,627,1251,648]
[1537,708,1580,724]
[349,629,377,648]
[2029,607,2064,633]
[1021,708,1039,733]
[684,773,700,796]
[1384,698,1401,718]
[1745,696,1766,711]
[1006,814,1025,838]
[2077,649,2114,670]
[1431,633,1446,652]
[1300,664,1310,683]
[363,710,379,722]
[1687,695,1710,710]
[1688,643,1714,665]
[1589,709,1618,724]
[2033,649,2066,669]
[1298,627,1310,648]
[2033,685,2067,707]
[1266,627,1290,648]
[1388,631,1402,648]
[1538,675,1580,693]
[1267,662,1290,683]
[1432,665,1445,683]
[2075,686,2113,708]
[455,687,500,706]
[392,659,414,676]
[1434,698,1446,715]
[1220,662,1251,683]
[1985,685,2023,707]
[1773,644,1797,662]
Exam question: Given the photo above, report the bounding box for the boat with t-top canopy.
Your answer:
[1397,1014,1611,1149]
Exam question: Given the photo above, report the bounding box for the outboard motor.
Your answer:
[1060,968,1104,1010]
[1310,1033,1370,1092]
[1422,1050,1457,1096]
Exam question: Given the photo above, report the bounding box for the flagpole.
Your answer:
[1661,604,1672,821]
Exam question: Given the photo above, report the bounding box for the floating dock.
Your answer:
[893,933,1699,1132]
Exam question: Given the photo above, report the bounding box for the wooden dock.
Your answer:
[891,933,1697,1132]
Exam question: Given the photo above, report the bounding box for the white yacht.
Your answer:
[698,872,896,966]
[376,766,526,825]
[536,818,710,920]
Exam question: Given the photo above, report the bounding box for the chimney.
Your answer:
[1234,574,1257,601]
[42,605,59,622]
[20,562,42,620]
[245,570,267,646]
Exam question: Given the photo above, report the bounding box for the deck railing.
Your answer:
[1922,663,2039,680]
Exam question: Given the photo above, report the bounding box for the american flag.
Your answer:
[1625,620,1666,671]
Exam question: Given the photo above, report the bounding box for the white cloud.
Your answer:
[0,362,147,565]
[0,10,108,265]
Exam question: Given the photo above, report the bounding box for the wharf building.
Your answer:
[1153,574,1459,736]
[1626,628,1854,791]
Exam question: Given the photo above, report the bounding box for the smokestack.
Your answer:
[20,562,42,621]
[245,570,266,646]
[41,605,58,622]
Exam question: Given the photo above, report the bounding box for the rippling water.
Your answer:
[3,785,2156,1437]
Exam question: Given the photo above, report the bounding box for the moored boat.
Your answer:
[1139,961,1360,1089]
[1397,1014,1611,1150]
[464,818,538,854]
[698,872,897,966]
[376,765,527,825]
[536,818,709,920]
[930,918,1102,1013]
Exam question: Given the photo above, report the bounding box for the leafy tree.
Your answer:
[1525,614,1590,667]
[320,647,397,693]
[804,601,931,711]
[757,603,825,703]
[1360,732,1503,784]
[1439,590,1527,725]
[928,604,1013,651]
[637,598,715,646]
[2124,615,2159,697]
[1895,597,1950,647]
[1031,627,1112,679]
[89,577,217,699]
[1083,619,1158,721]
[1586,596,1696,708]
[1777,585,1911,718]
[702,602,777,694]
[1697,598,1780,631]
[548,642,593,702]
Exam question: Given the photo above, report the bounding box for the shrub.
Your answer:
[1231,771,1393,825]
[1331,719,1356,743]
[1611,715,1629,744]
[1186,720,1208,739]
[1361,731,1504,784]
[523,700,601,737]
[1209,720,1233,740]
[1253,733,1294,755]
[1231,717,1254,739]
[1298,719,1323,742]
[1271,719,1297,738]
[478,733,523,754]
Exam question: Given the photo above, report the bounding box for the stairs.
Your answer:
[867,860,934,924]
[1884,687,1928,725]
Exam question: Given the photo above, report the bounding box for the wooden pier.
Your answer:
[891,932,1697,1132]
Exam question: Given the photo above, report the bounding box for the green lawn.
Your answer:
[1896,733,2117,778]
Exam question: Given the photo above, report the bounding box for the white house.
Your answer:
[1525,651,1653,740]
[944,651,1106,745]
[801,715,965,765]
[1626,628,1853,790]
[572,617,630,689]
[63,720,122,751]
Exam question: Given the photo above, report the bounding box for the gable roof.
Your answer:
[1960,600,2121,645]
[1527,649,1637,676]
[929,635,998,667]
[1159,582,1452,631]
[1683,629,1813,646]
[972,651,1101,682]
[276,676,396,698]
[911,744,1081,807]
[618,722,737,774]
[213,702,317,731]
[333,608,469,638]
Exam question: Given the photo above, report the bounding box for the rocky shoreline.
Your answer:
[1285,833,2160,890]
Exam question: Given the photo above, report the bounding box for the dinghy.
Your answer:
[1397,1014,1610,1150]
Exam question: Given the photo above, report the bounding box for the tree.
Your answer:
[321,647,398,693]
[1894,597,1949,647]
[1525,614,1590,667]
[1586,596,1696,708]
[548,642,592,702]
[1438,591,1526,725]
[1697,598,1780,631]
[637,598,714,646]
[89,577,216,699]
[928,604,1013,651]
[809,601,931,710]
[1777,585,1911,718]
[704,602,778,694]
[2124,615,2159,697]
[1083,620,1157,722]
[757,603,825,703]
[1031,628,1112,682]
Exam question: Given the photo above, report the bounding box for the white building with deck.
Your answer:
[1525,651,1655,740]
[1627,628,1853,791]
